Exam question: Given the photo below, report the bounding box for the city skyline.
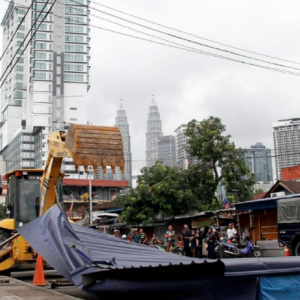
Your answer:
[1,1,300,177]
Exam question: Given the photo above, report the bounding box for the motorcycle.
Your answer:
[215,240,262,258]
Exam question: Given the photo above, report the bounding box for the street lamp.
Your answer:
[88,166,93,225]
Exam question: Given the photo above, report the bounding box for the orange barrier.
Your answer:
[33,254,46,286]
[284,246,290,257]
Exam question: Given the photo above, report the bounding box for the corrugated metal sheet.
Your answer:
[234,193,300,211]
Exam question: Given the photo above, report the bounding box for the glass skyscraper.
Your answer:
[158,135,176,167]
[146,98,163,167]
[245,142,273,183]
[273,118,300,180]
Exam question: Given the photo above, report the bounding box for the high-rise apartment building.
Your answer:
[113,100,132,186]
[175,124,198,169]
[245,142,273,183]
[0,0,90,173]
[157,135,176,167]
[273,118,300,180]
[146,97,163,167]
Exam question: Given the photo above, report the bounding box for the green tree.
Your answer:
[186,117,255,206]
[116,161,200,225]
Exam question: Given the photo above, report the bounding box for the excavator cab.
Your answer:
[5,170,44,226]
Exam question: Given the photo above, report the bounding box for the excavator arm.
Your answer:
[39,124,124,215]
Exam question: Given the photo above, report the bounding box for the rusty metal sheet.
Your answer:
[65,124,124,173]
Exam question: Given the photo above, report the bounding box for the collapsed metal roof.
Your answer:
[17,205,300,300]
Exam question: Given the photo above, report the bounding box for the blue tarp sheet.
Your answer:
[257,275,300,300]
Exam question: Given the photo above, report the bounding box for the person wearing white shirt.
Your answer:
[227,223,237,242]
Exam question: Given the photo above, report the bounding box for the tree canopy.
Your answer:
[116,161,200,225]
[186,117,255,205]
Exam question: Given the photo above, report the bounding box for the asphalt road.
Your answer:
[11,270,95,300]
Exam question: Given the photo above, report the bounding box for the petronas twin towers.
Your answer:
[113,97,174,188]
[146,98,163,167]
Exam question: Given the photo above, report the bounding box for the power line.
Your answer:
[9,0,300,77]
[0,0,34,62]
[0,0,56,88]
[90,1,300,66]
[86,4,300,72]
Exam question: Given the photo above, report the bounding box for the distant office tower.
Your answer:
[175,124,198,169]
[245,142,273,182]
[273,118,300,180]
[146,97,163,167]
[158,135,176,167]
[0,0,90,173]
[114,100,132,186]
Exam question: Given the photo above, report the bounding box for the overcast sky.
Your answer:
[1,0,300,177]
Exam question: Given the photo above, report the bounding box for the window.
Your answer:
[36,42,46,50]
[19,25,25,30]
[65,54,73,61]
[66,16,84,23]
[17,9,26,14]
[15,73,23,80]
[38,24,47,30]
[65,44,73,51]
[15,82,23,89]
[70,118,77,121]
[66,0,84,4]
[74,45,84,52]
[64,64,73,71]
[74,64,83,72]
[16,40,23,47]
[74,35,83,42]
[17,17,23,22]
[35,72,46,80]
[16,65,23,71]
[36,33,47,40]
[64,74,73,81]
[74,26,84,33]
[35,62,46,69]
[36,52,46,59]
[70,107,77,110]
[17,32,25,39]
[65,7,84,14]
[74,74,83,81]
[18,57,24,63]
[74,55,83,62]
[14,91,23,98]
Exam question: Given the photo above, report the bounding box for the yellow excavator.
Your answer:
[0,124,124,275]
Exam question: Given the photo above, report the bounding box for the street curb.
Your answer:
[0,275,82,299]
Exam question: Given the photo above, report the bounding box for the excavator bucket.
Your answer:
[65,124,124,174]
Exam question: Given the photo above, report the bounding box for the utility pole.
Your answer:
[88,166,93,225]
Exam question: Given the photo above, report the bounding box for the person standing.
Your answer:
[206,227,217,259]
[150,234,162,245]
[165,225,175,252]
[190,230,196,257]
[139,228,148,244]
[132,228,141,243]
[195,229,203,258]
[181,224,193,257]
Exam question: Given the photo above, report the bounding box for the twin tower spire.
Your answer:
[114,97,164,186]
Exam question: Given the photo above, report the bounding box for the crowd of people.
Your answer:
[111,222,240,259]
